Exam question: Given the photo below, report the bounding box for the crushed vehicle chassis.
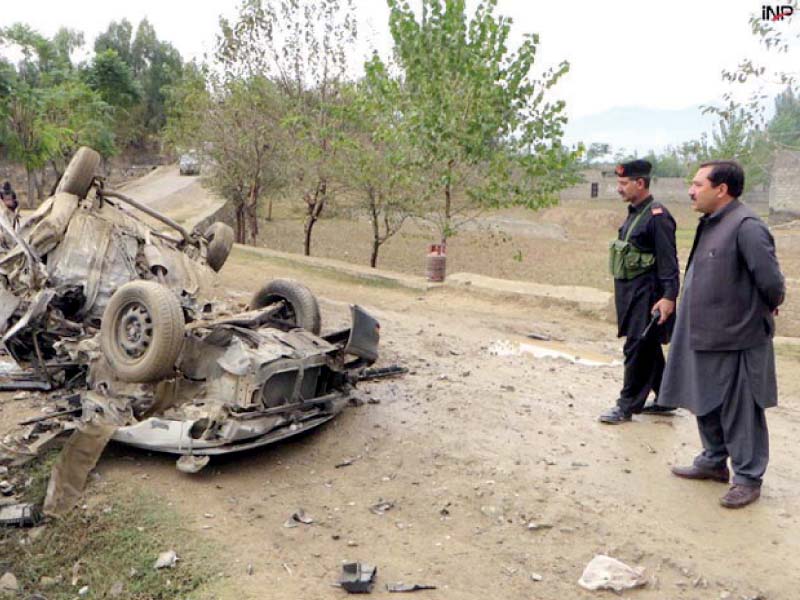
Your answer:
[0,147,382,489]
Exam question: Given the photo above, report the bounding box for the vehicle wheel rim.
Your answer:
[117,302,153,359]
[274,300,296,324]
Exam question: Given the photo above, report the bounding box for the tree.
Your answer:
[132,20,183,135]
[768,86,800,149]
[640,147,688,178]
[708,2,798,131]
[585,143,611,164]
[1,84,63,204]
[370,0,580,244]
[700,1,798,185]
[42,80,116,183]
[83,48,141,147]
[337,82,422,267]
[217,0,359,255]
[92,18,183,147]
[207,78,289,244]
[165,67,290,244]
[162,61,209,153]
[679,111,771,191]
[84,49,140,109]
[1,24,114,201]
[94,19,134,66]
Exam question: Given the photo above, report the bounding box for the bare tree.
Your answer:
[217,0,358,255]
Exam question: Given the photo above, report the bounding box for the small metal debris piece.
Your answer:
[339,562,377,593]
[526,332,552,342]
[335,459,355,468]
[176,455,210,474]
[526,522,553,531]
[284,508,315,528]
[356,365,408,381]
[369,500,395,516]
[154,550,179,570]
[387,583,437,593]
[530,573,543,582]
[0,503,42,527]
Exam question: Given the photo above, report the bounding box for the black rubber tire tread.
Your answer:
[101,281,185,383]
[250,279,322,335]
[204,222,235,272]
[56,147,101,198]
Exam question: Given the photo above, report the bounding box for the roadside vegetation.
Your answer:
[1,0,798,268]
[1,452,214,599]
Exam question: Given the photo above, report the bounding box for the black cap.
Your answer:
[614,160,652,178]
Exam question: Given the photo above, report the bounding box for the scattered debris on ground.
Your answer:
[339,562,378,593]
[578,554,647,592]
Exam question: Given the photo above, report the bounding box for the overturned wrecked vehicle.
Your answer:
[0,147,382,510]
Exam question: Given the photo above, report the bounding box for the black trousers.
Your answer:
[616,334,664,415]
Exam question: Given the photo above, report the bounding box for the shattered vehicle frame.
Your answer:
[0,147,381,474]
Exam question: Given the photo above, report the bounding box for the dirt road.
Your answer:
[75,253,799,599]
[3,172,800,599]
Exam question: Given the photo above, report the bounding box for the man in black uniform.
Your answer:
[599,160,680,424]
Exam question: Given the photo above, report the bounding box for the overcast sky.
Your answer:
[2,0,795,150]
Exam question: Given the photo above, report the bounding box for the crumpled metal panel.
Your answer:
[216,335,290,376]
[26,192,79,257]
[48,212,139,320]
[0,279,20,335]
[1,289,55,346]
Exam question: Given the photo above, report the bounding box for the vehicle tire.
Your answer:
[250,279,321,334]
[204,222,234,272]
[101,281,185,383]
[56,147,101,198]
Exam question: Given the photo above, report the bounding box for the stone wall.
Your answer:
[769,150,800,223]
[559,171,689,203]
[561,169,769,211]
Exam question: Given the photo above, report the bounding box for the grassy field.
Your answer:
[253,196,800,335]
[1,452,215,599]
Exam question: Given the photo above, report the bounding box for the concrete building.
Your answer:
[769,150,800,223]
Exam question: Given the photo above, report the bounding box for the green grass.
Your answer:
[232,245,411,290]
[20,449,61,504]
[775,342,800,362]
[1,473,215,599]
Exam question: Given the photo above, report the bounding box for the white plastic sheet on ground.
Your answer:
[578,554,647,592]
[487,340,622,367]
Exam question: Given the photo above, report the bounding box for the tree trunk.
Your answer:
[303,179,327,256]
[304,208,320,256]
[369,188,380,268]
[247,183,259,244]
[49,160,64,198]
[235,204,246,244]
[442,159,455,244]
[36,168,46,200]
[26,169,35,209]
[370,239,380,268]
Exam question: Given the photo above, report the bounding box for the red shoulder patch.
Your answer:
[651,207,664,215]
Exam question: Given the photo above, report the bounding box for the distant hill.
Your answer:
[564,105,718,155]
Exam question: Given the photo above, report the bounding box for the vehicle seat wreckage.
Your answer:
[0,147,399,519]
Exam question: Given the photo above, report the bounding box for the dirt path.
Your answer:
[81,256,800,600]
[117,166,226,230]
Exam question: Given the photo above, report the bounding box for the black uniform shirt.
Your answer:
[614,195,680,340]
